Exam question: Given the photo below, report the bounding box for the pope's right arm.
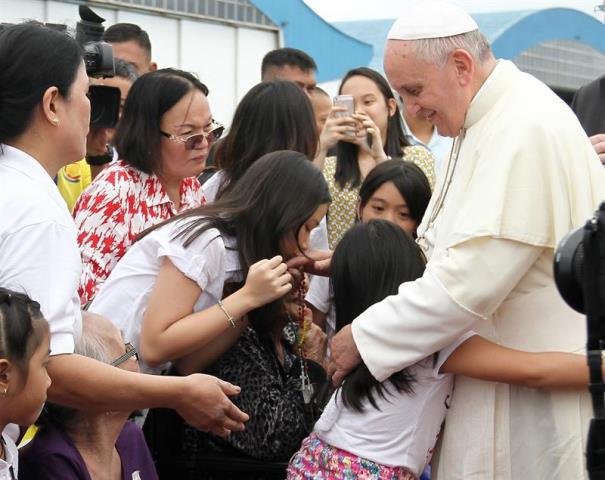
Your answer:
[351,237,543,382]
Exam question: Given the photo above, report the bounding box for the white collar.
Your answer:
[464,59,514,130]
[0,144,69,214]
[0,434,16,479]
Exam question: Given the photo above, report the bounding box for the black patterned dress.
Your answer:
[182,326,318,461]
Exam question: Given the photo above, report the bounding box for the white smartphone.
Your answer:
[333,94,355,136]
[333,94,354,118]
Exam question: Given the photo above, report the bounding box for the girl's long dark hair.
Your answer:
[335,67,410,189]
[215,80,318,199]
[331,220,426,412]
[142,151,330,331]
[359,159,432,235]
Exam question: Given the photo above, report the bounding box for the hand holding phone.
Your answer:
[333,94,354,118]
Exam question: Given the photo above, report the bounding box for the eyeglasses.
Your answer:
[160,121,225,150]
[110,342,138,367]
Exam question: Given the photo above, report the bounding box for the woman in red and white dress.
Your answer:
[73,68,223,306]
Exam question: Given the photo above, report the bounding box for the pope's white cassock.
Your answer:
[351,59,605,479]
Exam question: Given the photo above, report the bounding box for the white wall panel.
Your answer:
[236,27,277,101]
[116,10,178,71]
[45,1,81,27]
[180,19,236,124]
[0,0,44,22]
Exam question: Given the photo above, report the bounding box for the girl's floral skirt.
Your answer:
[287,433,417,480]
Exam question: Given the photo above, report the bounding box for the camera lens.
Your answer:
[88,85,121,128]
[554,226,585,313]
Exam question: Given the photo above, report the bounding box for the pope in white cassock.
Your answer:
[327,1,605,479]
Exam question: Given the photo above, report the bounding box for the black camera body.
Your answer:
[555,201,605,336]
[76,6,120,128]
[555,200,605,479]
[76,5,114,78]
[0,6,120,128]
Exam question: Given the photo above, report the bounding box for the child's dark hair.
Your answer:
[334,67,410,188]
[359,159,432,234]
[142,151,330,332]
[331,220,426,411]
[0,288,48,375]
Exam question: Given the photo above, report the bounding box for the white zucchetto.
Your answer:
[387,1,479,40]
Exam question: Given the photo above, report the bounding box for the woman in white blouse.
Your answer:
[90,151,331,375]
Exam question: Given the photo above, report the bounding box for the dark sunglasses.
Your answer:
[160,121,224,150]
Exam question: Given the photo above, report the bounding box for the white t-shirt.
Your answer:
[89,219,242,374]
[306,218,339,344]
[0,144,82,355]
[315,332,475,476]
[200,170,225,204]
[0,433,17,480]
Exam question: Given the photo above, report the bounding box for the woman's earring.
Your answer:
[52,118,60,126]
[1,386,7,396]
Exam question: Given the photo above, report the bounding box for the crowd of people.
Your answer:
[1,0,605,479]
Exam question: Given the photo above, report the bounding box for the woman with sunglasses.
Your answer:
[73,68,223,306]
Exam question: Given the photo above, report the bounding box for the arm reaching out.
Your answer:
[442,335,590,390]
[47,354,248,437]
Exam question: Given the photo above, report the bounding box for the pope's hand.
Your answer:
[304,322,328,366]
[327,324,362,386]
[286,250,332,277]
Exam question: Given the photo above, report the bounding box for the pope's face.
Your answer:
[384,40,469,138]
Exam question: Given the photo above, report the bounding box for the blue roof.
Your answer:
[472,10,536,39]
[250,0,373,82]
[335,8,605,75]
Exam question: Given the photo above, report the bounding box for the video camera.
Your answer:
[0,5,120,128]
[554,201,605,479]
[76,5,120,128]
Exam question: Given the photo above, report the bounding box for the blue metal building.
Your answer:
[251,0,373,82]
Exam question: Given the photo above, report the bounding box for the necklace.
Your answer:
[295,273,314,405]
[417,129,466,252]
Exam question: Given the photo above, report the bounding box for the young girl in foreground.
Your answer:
[289,220,597,480]
[0,288,51,479]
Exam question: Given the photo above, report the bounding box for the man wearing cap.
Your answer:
[328,1,605,478]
